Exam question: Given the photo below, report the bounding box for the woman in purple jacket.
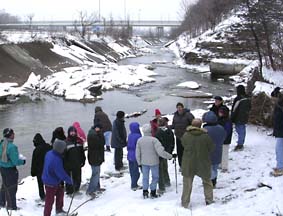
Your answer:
[127,122,142,190]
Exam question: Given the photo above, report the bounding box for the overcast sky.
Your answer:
[1,0,189,21]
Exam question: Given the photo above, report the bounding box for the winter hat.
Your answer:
[202,111,218,124]
[116,111,125,119]
[51,127,66,144]
[95,106,102,113]
[214,96,223,101]
[53,139,66,154]
[3,128,14,138]
[155,109,161,116]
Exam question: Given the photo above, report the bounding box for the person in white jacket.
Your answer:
[136,124,175,198]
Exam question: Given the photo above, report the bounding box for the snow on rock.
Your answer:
[4,123,282,216]
[21,72,41,89]
[253,81,275,96]
[177,81,200,89]
[0,83,21,97]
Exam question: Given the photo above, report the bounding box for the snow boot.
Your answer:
[211,178,217,188]
[105,146,111,152]
[234,145,244,151]
[143,190,149,199]
[150,190,159,198]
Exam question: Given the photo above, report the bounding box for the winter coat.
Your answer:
[0,139,25,168]
[93,109,112,133]
[31,133,52,177]
[155,126,175,154]
[73,122,86,144]
[203,111,226,165]
[172,109,195,138]
[42,150,72,186]
[127,122,142,162]
[64,138,86,171]
[87,127,105,166]
[136,124,172,166]
[231,95,251,124]
[181,126,215,179]
[218,116,233,145]
[111,118,127,148]
[150,118,159,137]
[273,103,283,138]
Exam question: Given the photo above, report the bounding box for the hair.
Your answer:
[191,119,202,128]
[176,102,184,108]
[236,85,246,97]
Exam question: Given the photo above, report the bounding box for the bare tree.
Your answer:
[74,10,99,38]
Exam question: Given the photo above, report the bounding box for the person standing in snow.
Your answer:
[210,96,227,118]
[136,124,174,198]
[86,123,105,195]
[181,119,215,208]
[50,127,66,145]
[150,109,162,137]
[231,85,251,151]
[72,122,86,145]
[155,117,175,194]
[31,133,52,201]
[93,106,112,152]
[218,107,233,172]
[202,111,226,187]
[111,111,127,171]
[0,128,25,210]
[271,93,283,177]
[64,126,86,194]
[42,139,72,216]
[127,122,142,191]
[172,102,195,168]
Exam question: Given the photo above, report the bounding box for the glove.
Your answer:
[172,153,177,159]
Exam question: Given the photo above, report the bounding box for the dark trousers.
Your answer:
[0,167,18,210]
[114,148,123,170]
[176,137,184,167]
[158,158,170,191]
[66,168,81,194]
[37,174,45,200]
[128,161,140,188]
[44,185,64,216]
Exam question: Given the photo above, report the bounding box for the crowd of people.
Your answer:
[0,84,282,215]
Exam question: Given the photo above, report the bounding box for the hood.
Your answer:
[73,122,81,128]
[33,133,46,147]
[186,126,207,135]
[129,122,141,134]
[142,124,151,136]
[51,127,66,144]
[202,111,218,124]
[95,106,102,113]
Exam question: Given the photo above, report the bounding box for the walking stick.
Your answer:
[173,157,178,194]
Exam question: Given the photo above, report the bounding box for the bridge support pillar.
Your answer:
[156,26,164,38]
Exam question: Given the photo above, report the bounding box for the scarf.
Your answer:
[1,138,13,163]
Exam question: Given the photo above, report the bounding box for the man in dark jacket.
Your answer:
[93,106,112,152]
[231,85,251,151]
[203,111,226,187]
[111,111,127,171]
[64,126,86,194]
[42,140,72,216]
[31,133,52,201]
[172,102,194,167]
[155,117,175,193]
[271,93,283,177]
[210,96,227,117]
[181,119,215,208]
[86,124,105,195]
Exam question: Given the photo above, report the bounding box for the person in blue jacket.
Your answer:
[42,139,72,216]
[202,111,226,187]
[0,128,25,210]
[127,122,142,190]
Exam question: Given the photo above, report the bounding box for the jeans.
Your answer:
[44,185,64,216]
[0,167,18,209]
[176,137,184,168]
[142,165,159,191]
[235,124,246,145]
[104,131,112,147]
[211,164,219,180]
[114,148,123,170]
[87,165,101,194]
[276,138,283,170]
[128,161,140,188]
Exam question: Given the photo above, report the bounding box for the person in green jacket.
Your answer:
[0,128,25,210]
[181,119,215,208]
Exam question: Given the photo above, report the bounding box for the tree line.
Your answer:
[0,9,20,24]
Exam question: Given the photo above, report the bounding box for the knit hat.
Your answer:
[155,109,161,116]
[116,111,125,119]
[3,128,14,138]
[53,139,66,154]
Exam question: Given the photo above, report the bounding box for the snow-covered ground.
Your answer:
[2,112,282,216]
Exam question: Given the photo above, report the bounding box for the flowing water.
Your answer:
[0,45,233,181]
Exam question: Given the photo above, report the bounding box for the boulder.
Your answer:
[210,58,251,76]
